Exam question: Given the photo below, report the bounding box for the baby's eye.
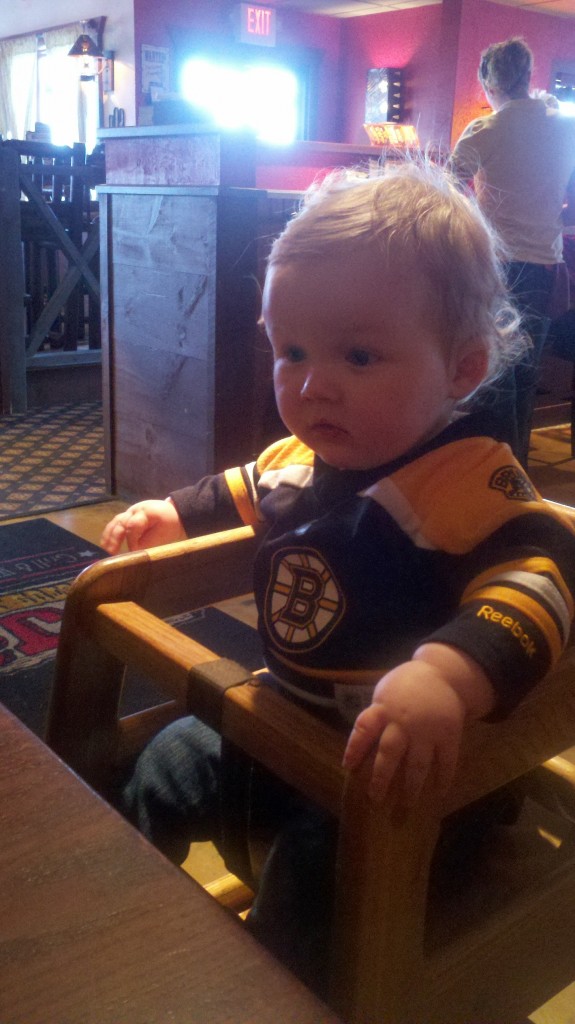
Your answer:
[346,348,376,367]
[282,345,306,363]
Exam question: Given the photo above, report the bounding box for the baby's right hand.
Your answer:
[100,498,186,554]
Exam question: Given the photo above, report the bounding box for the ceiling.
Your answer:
[271,0,575,18]
[272,0,439,14]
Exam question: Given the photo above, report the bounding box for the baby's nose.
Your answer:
[301,366,338,400]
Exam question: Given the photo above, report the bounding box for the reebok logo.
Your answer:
[477,605,536,657]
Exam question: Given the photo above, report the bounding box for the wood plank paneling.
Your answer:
[101,184,296,501]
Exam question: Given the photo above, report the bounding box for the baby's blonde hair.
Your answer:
[267,159,527,402]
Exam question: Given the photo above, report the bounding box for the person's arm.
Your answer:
[100,436,301,554]
[449,119,486,186]
[101,497,187,554]
[101,470,253,554]
[345,508,575,809]
[343,643,494,807]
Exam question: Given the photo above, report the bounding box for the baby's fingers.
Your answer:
[343,703,389,769]
[402,740,435,808]
[368,722,409,803]
[121,509,150,550]
[100,518,128,554]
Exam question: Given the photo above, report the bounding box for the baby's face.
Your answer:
[262,249,468,471]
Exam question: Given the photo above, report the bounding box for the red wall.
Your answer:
[133,0,342,141]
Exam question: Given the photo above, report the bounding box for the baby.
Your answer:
[102,159,575,987]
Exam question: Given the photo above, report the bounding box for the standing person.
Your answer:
[451,36,575,468]
[101,161,575,995]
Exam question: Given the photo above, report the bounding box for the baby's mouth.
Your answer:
[308,420,348,440]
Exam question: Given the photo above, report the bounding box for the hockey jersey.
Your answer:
[171,415,575,722]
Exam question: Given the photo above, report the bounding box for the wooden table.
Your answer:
[0,703,340,1024]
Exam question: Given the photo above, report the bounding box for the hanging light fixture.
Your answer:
[69,20,109,82]
[68,22,104,60]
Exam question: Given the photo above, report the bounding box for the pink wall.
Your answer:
[340,5,443,147]
[133,0,342,140]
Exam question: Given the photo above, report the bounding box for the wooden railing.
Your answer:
[0,140,104,413]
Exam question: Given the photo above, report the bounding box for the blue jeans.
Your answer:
[475,261,554,468]
[122,716,223,864]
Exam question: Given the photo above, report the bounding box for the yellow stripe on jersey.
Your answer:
[375,437,544,554]
[256,436,315,475]
[224,467,259,527]
[463,584,564,664]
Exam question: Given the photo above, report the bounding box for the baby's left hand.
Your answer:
[342,660,468,808]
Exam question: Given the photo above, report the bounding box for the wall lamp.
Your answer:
[68,22,103,60]
[68,19,114,89]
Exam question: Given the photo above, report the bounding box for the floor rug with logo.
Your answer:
[0,518,263,739]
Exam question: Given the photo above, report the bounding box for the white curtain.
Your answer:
[42,24,86,144]
[0,33,38,140]
[0,21,89,145]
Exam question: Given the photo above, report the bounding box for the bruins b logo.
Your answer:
[489,465,537,502]
[264,547,345,652]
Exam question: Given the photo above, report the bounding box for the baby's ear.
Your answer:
[449,342,489,399]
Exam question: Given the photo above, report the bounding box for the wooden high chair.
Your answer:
[47,506,575,1024]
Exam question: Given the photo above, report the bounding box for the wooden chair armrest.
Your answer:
[223,681,348,817]
[518,755,575,823]
[48,526,258,782]
[541,754,575,790]
[61,525,258,619]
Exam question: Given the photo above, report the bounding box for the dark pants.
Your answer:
[120,715,337,997]
[475,261,555,468]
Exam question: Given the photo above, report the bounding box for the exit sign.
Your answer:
[236,4,277,46]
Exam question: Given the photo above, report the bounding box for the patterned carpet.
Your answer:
[0,517,263,739]
[0,402,109,520]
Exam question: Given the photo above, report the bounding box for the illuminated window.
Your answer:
[38,45,99,151]
[180,57,299,145]
[7,41,99,150]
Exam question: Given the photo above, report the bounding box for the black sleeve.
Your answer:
[170,474,243,538]
[426,513,575,717]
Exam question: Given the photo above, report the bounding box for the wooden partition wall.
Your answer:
[98,125,377,500]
